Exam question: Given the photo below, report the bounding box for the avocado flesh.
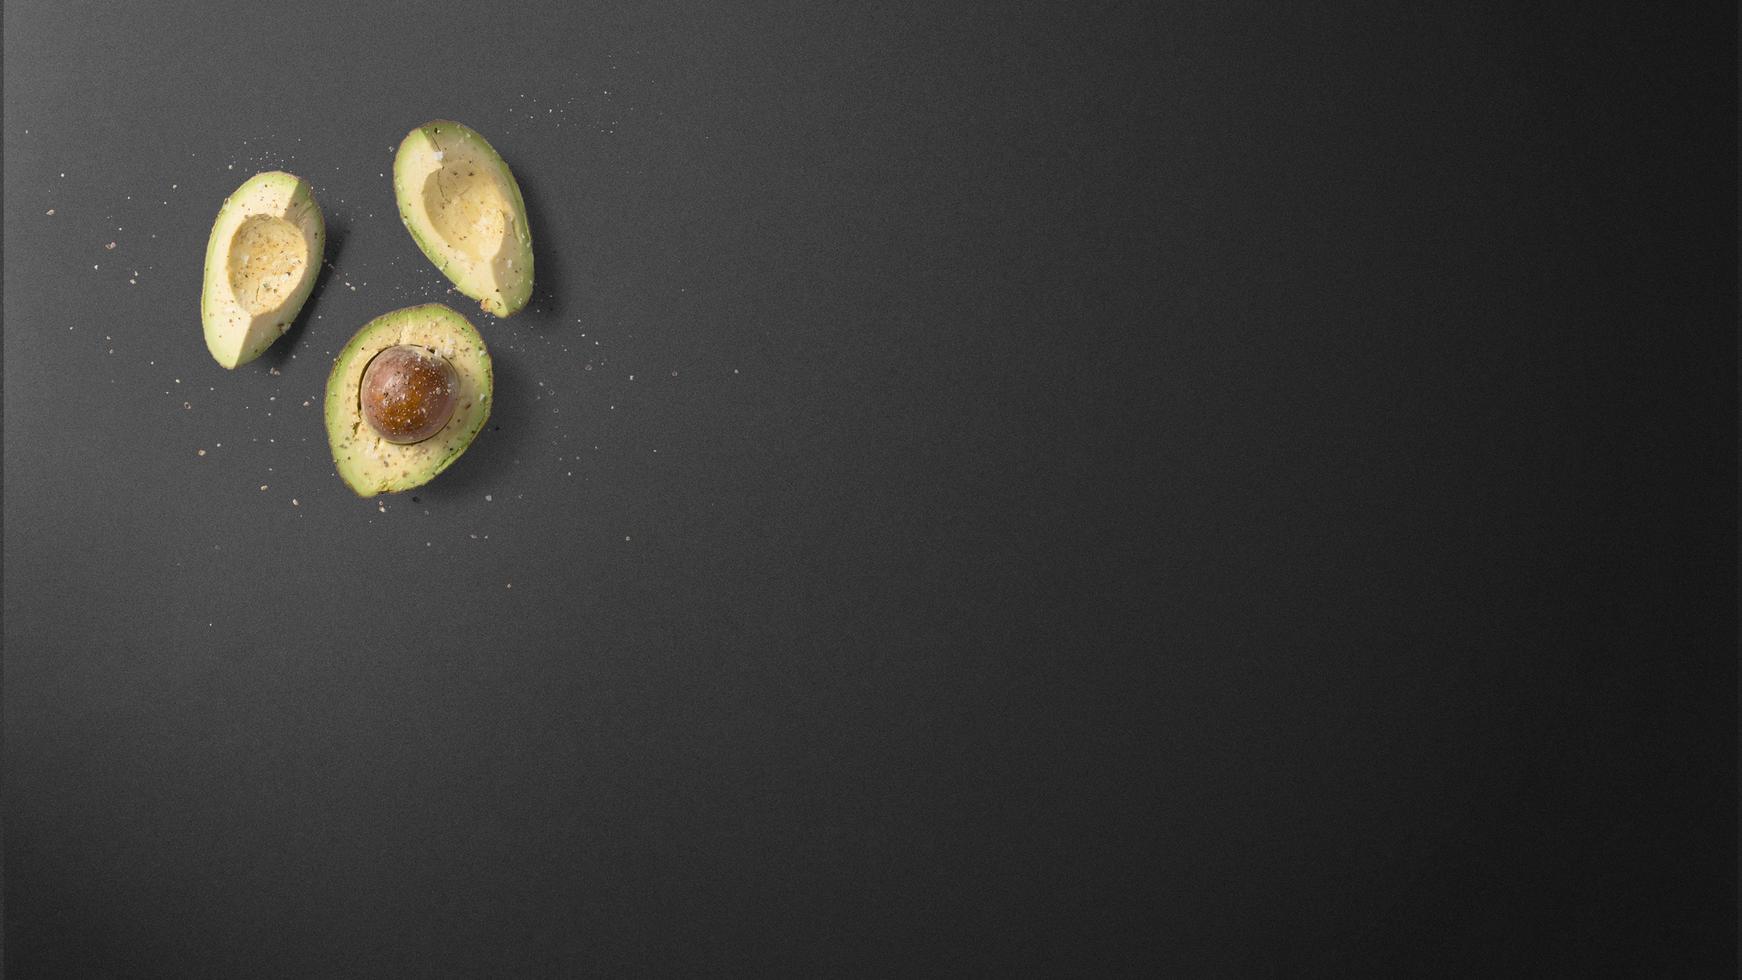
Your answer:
[325,304,493,495]
[393,120,533,318]
[201,171,324,368]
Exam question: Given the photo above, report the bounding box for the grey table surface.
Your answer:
[4,1,1733,975]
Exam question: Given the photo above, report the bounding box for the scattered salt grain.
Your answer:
[45,209,54,216]
[292,499,299,506]
[260,485,269,491]
[197,449,206,456]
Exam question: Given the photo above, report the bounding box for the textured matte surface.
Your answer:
[4,1,1734,975]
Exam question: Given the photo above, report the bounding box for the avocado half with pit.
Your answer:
[325,304,493,495]
[394,120,533,318]
[201,171,324,368]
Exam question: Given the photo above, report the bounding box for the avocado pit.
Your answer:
[360,344,459,444]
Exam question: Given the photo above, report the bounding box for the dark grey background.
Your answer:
[4,0,1734,975]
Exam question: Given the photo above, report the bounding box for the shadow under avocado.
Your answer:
[510,170,565,325]
[411,352,525,500]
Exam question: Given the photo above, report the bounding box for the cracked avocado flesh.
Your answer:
[200,171,324,368]
[394,120,533,318]
[325,304,493,495]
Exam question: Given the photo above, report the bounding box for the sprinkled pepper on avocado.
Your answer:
[393,120,533,317]
[325,304,493,495]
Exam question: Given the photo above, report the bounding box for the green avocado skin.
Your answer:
[393,120,533,318]
[324,304,494,496]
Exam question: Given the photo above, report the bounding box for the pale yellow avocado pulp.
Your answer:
[394,120,533,317]
[325,304,493,496]
[200,171,324,368]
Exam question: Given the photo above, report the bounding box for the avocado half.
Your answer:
[325,304,493,495]
[200,171,324,368]
[393,120,533,318]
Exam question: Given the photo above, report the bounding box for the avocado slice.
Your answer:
[200,171,324,368]
[324,304,493,496]
[393,120,533,318]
